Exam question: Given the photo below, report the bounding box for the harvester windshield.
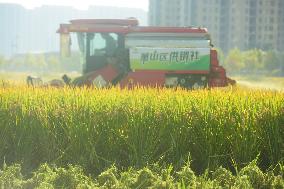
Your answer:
[77,33,86,55]
[77,32,120,74]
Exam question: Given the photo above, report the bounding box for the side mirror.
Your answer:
[60,33,71,57]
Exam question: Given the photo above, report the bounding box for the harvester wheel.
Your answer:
[178,77,188,88]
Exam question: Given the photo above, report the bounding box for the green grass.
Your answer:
[1,161,284,188]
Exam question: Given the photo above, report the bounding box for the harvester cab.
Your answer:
[57,18,235,88]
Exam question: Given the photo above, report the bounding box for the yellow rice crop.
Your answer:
[0,85,283,175]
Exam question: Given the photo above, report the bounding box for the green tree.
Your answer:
[25,53,47,71]
[37,53,47,71]
[47,55,60,72]
[0,55,7,69]
[280,52,284,76]
[224,48,245,73]
[215,48,225,65]
[263,50,280,73]
[243,49,264,72]
[9,56,25,70]
[60,51,82,72]
[25,53,37,69]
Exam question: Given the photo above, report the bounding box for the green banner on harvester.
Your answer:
[130,47,211,71]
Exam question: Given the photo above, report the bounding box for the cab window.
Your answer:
[88,33,118,56]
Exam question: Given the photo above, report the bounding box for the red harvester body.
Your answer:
[57,18,235,88]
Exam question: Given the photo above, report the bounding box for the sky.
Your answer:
[0,0,149,10]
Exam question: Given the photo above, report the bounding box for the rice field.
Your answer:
[0,85,283,188]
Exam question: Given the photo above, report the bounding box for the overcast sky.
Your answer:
[0,0,149,10]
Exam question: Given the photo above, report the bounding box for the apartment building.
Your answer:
[149,0,284,52]
[0,4,147,56]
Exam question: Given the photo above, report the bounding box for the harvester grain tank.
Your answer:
[57,18,235,88]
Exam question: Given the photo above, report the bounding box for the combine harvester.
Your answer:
[57,18,235,88]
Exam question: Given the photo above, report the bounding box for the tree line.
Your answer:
[0,52,82,73]
[218,48,284,76]
[0,49,284,76]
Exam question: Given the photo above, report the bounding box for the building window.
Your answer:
[271,1,275,6]
[184,15,188,21]
[215,16,218,22]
